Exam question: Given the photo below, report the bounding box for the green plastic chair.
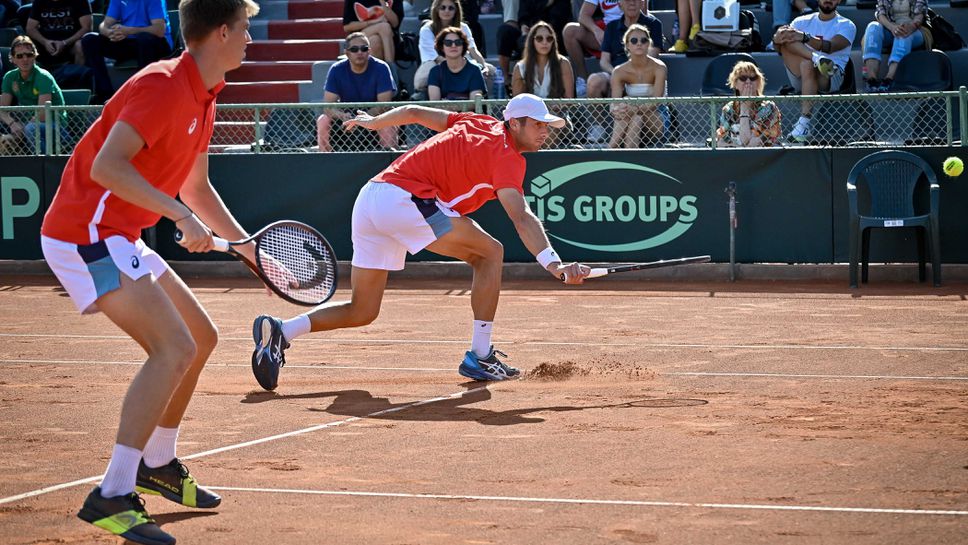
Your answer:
[847,150,941,288]
[61,89,91,105]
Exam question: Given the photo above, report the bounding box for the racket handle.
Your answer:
[174,229,231,253]
[586,268,609,279]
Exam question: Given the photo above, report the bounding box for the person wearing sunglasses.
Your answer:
[583,0,662,143]
[495,0,571,96]
[0,35,67,155]
[427,27,485,101]
[414,0,492,94]
[715,62,781,148]
[608,25,667,149]
[317,32,397,152]
[511,22,574,101]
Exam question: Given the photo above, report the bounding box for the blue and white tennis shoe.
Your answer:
[458,346,519,381]
[252,314,289,391]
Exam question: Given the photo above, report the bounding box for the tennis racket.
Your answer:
[175,220,337,306]
[567,255,711,280]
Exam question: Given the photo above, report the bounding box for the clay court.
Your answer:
[0,274,966,544]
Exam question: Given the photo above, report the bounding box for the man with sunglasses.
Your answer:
[0,35,66,154]
[317,32,396,152]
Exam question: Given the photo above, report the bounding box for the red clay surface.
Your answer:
[0,275,966,544]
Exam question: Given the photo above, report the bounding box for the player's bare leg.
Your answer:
[425,217,517,380]
[425,216,504,321]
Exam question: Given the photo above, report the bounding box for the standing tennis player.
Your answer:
[40,0,259,543]
[251,94,590,391]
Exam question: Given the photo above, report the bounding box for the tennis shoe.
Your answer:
[789,116,812,143]
[77,487,174,545]
[459,346,519,381]
[252,314,289,391]
[136,459,221,508]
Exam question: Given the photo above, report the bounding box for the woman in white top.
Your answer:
[414,0,492,91]
[609,24,667,149]
[511,22,574,99]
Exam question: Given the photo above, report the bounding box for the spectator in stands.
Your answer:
[669,0,699,53]
[585,0,661,142]
[860,0,928,92]
[562,0,623,97]
[0,36,66,154]
[715,61,781,147]
[773,0,855,142]
[317,32,397,152]
[26,0,92,68]
[415,0,491,93]
[342,0,403,63]
[511,22,574,99]
[495,0,572,88]
[80,0,172,103]
[771,0,820,40]
[511,22,574,147]
[427,26,486,100]
[608,25,666,148]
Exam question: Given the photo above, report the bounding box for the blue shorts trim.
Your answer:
[410,195,453,239]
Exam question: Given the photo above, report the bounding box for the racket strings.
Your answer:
[256,225,336,304]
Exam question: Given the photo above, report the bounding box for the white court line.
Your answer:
[209,485,968,517]
[3,358,968,381]
[1,332,967,352]
[666,372,968,381]
[0,385,490,506]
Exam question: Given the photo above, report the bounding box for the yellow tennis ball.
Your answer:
[943,156,963,177]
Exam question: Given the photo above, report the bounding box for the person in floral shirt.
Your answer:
[716,62,781,148]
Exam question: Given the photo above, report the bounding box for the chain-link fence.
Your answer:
[3,91,964,156]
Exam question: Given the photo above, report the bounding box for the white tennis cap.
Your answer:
[502,93,566,128]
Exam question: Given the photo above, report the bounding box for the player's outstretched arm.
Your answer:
[344,104,450,133]
[496,188,589,284]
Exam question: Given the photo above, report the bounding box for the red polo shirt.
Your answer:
[42,52,223,244]
[377,112,527,216]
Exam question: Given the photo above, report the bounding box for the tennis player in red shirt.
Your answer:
[40,0,259,543]
[250,94,590,391]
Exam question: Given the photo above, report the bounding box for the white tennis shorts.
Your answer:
[41,235,168,314]
[351,181,458,270]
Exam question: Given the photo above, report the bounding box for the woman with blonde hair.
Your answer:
[609,24,667,148]
[715,61,781,147]
[511,22,574,99]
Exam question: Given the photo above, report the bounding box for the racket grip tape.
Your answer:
[173,229,231,252]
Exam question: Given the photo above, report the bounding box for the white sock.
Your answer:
[99,443,143,498]
[142,426,179,468]
[281,315,311,343]
[471,320,493,358]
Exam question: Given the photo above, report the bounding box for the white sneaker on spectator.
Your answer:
[789,116,812,143]
[575,77,587,98]
[586,123,606,143]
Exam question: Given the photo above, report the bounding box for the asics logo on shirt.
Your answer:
[188,118,198,134]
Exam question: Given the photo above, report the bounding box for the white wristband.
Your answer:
[536,247,560,269]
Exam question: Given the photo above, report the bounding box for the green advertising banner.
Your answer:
[0,158,47,259]
[5,147,965,265]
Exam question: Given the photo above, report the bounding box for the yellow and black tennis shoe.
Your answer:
[136,459,221,508]
[77,486,175,545]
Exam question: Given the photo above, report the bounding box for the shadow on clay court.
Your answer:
[241,384,707,426]
[152,511,220,528]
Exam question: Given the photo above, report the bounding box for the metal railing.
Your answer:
[2,88,964,156]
